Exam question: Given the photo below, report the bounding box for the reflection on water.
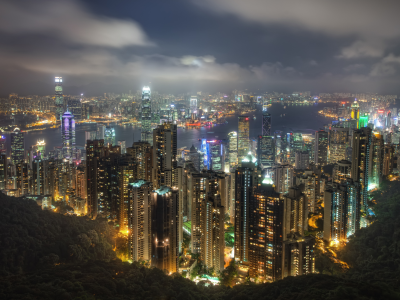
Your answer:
[16,103,335,154]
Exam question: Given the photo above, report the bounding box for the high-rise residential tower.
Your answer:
[141,86,152,144]
[314,130,328,166]
[238,116,250,164]
[11,128,24,165]
[55,77,64,121]
[151,186,179,274]
[61,109,75,162]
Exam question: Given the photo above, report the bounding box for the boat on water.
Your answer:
[253,116,256,120]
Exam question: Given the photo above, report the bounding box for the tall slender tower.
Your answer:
[190,95,198,115]
[238,116,250,164]
[262,112,271,136]
[55,77,64,121]
[141,86,152,144]
[11,128,24,165]
[61,109,75,162]
[228,131,238,169]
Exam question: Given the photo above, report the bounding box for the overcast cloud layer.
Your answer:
[1,0,400,96]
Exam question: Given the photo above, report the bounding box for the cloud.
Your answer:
[0,0,152,47]
[343,64,365,72]
[338,40,385,59]
[191,0,400,39]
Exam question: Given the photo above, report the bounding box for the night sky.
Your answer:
[1,0,400,96]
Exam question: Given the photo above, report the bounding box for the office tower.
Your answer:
[118,159,136,231]
[32,158,47,195]
[235,153,261,263]
[370,132,383,190]
[141,86,152,144]
[118,140,126,154]
[11,128,24,165]
[0,135,6,154]
[85,131,97,147]
[127,141,153,181]
[274,131,284,163]
[228,131,238,169]
[97,124,105,140]
[248,183,283,281]
[296,170,320,213]
[332,160,351,183]
[190,170,226,254]
[205,140,225,172]
[282,235,315,278]
[295,151,309,169]
[152,123,177,189]
[314,130,328,166]
[151,186,179,274]
[351,99,360,128]
[201,193,225,273]
[257,135,275,168]
[283,186,308,241]
[128,180,152,262]
[66,98,82,120]
[329,127,349,163]
[104,126,116,146]
[188,145,201,172]
[262,112,271,136]
[271,164,294,194]
[351,127,372,225]
[190,95,198,115]
[324,179,361,242]
[359,113,368,129]
[0,154,7,190]
[36,140,46,158]
[86,139,104,219]
[55,77,64,121]
[61,110,75,162]
[238,116,250,164]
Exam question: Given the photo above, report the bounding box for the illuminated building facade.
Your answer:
[97,124,105,140]
[141,86,152,144]
[11,128,24,165]
[295,151,309,169]
[283,186,307,240]
[296,170,320,213]
[128,180,152,262]
[61,110,75,162]
[248,183,283,281]
[127,141,153,181]
[328,127,349,164]
[188,145,201,172]
[117,140,126,154]
[190,95,198,115]
[104,126,116,146]
[238,116,250,164]
[55,77,64,121]
[257,135,275,168]
[204,140,225,172]
[332,160,351,183]
[282,235,315,278]
[0,154,7,190]
[228,131,238,169]
[314,130,328,166]
[271,164,293,194]
[235,154,261,263]
[118,160,136,231]
[351,100,360,128]
[152,123,177,189]
[262,112,271,136]
[351,127,372,225]
[323,179,360,242]
[151,186,179,274]
[201,193,225,273]
[0,135,6,154]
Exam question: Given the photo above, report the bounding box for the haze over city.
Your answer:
[2,1,400,299]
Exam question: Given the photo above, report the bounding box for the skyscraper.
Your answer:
[128,180,153,262]
[55,77,64,121]
[235,153,261,263]
[238,116,250,164]
[201,193,225,273]
[104,127,116,146]
[271,164,294,194]
[314,130,328,166]
[0,135,6,154]
[228,131,238,169]
[61,110,75,162]
[328,127,349,163]
[141,86,152,144]
[11,128,24,165]
[86,139,104,219]
[190,95,198,115]
[151,186,179,274]
[204,140,225,172]
[0,154,7,190]
[257,135,275,168]
[249,183,283,281]
[262,112,271,136]
[188,145,201,172]
[370,132,383,190]
[152,123,177,189]
[127,141,153,181]
[97,124,105,140]
[351,99,360,128]
[117,140,126,154]
[351,127,372,225]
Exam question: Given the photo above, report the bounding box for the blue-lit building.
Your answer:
[202,139,225,172]
[61,110,75,161]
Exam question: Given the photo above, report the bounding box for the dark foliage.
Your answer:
[0,194,116,275]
